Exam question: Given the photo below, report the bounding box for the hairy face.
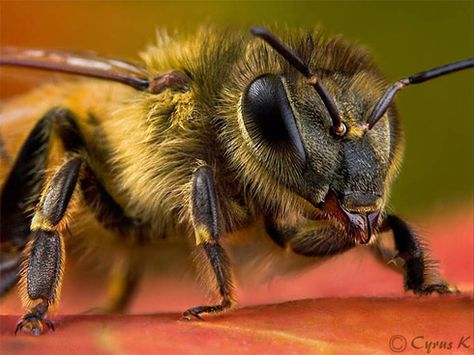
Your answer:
[240,70,396,207]
[219,28,404,245]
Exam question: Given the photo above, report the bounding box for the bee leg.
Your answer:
[265,217,354,257]
[104,252,143,313]
[1,108,77,297]
[0,253,20,296]
[182,166,235,320]
[377,214,458,295]
[1,108,60,251]
[0,132,10,164]
[79,164,139,235]
[16,157,82,335]
[15,300,55,336]
[79,165,145,314]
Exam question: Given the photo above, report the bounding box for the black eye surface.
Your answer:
[243,75,306,162]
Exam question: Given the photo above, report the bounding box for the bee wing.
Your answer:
[0,47,152,91]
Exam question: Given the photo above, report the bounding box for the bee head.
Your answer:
[228,27,404,242]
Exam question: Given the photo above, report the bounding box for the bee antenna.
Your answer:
[250,27,346,136]
[368,57,474,129]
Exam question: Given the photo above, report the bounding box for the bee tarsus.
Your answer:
[14,300,54,336]
[378,214,458,295]
[182,299,233,321]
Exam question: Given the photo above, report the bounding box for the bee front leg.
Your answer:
[376,214,458,295]
[182,166,235,320]
[16,157,82,335]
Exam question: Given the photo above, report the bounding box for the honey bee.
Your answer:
[0,26,472,336]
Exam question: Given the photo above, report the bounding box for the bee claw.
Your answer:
[45,319,55,332]
[414,283,459,296]
[14,322,23,335]
[182,309,205,321]
[14,314,54,336]
[192,314,204,321]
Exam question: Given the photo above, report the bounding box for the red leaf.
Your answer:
[1,297,473,355]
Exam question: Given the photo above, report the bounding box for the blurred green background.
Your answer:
[0,1,472,216]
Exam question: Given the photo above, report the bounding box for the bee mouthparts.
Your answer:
[320,189,380,244]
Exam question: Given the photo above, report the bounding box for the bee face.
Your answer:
[232,33,404,243]
[239,70,394,215]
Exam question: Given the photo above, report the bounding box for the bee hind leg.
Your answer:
[182,165,235,320]
[16,157,82,335]
[104,252,143,313]
[375,214,458,295]
[83,253,143,315]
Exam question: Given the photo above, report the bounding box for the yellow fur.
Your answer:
[194,225,213,246]
[30,212,54,231]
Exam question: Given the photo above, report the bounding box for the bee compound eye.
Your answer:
[242,75,306,162]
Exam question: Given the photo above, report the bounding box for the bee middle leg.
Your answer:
[373,214,458,295]
[16,157,82,335]
[182,165,235,320]
[79,164,145,313]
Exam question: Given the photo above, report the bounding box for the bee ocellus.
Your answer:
[0,26,472,335]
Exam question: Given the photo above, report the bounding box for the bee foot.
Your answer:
[181,308,205,321]
[181,302,231,321]
[15,314,54,336]
[413,283,460,295]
